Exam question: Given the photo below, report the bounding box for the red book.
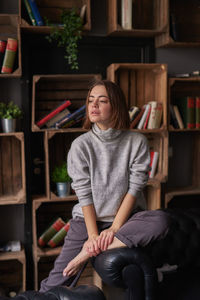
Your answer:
[195,97,200,129]
[187,97,195,129]
[143,105,151,129]
[1,38,18,74]
[0,40,7,69]
[36,100,71,128]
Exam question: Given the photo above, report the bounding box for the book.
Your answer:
[169,105,179,129]
[196,97,200,128]
[0,40,7,70]
[149,151,159,178]
[48,221,70,248]
[173,105,184,129]
[175,97,195,129]
[143,104,151,129]
[61,112,85,129]
[130,107,144,129]
[137,104,151,129]
[129,106,140,121]
[45,107,71,128]
[56,104,86,129]
[121,0,132,30]
[27,0,44,26]
[0,240,21,252]
[1,38,18,74]
[147,102,163,129]
[36,100,71,128]
[38,217,66,247]
[23,0,37,26]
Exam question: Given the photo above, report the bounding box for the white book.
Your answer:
[149,151,159,178]
[121,0,132,30]
[137,104,151,129]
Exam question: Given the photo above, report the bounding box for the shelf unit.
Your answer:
[107,0,168,37]
[32,196,95,290]
[164,77,200,208]
[0,14,21,77]
[155,0,200,47]
[0,249,26,295]
[19,0,91,34]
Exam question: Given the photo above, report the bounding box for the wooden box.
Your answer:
[44,131,84,199]
[32,197,93,290]
[32,74,101,132]
[0,133,26,204]
[107,0,168,37]
[155,0,200,47]
[0,15,21,77]
[107,63,168,131]
[0,249,26,295]
[168,77,200,131]
[19,0,91,33]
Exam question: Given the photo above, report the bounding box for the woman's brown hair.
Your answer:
[83,80,130,130]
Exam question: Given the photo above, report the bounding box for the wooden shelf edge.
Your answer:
[0,248,25,261]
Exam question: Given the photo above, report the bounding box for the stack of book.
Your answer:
[0,38,18,74]
[129,101,163,130]
[23,0,44,26]
[36,101,86,129]
[170,96,200,129]
[38,217,70,248]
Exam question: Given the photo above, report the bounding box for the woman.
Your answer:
[40,80,169,292]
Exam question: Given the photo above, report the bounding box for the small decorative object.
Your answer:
[51,162,71,197]
[46,8,83,70]
[0,101,23,133]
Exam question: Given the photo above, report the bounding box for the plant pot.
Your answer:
[56,182,70,198]
[1,118,16,133]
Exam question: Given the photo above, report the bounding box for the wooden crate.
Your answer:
[145,181,161,210]
[0,15,21,77]
[155,0,200,47]
[32,197,94,290]
[44,131,85,199]
[0,249,26,295]
[107,63,168,131]
[0,133,26,204]
[19,0,91,33]
[32,74,101,132]
[107,0,168,37]
[168,77,200,131]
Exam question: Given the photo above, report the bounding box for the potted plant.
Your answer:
[46,8,83,70]
[51,162,71,197]
[0,101,23,133]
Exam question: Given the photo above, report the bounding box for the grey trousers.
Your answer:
[39,209,169,292]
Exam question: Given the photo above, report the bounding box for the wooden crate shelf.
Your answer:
[107,63,168,130]
[19,0,91,33]
[165,187,200,208]
[168,77,200,131]
[155,0,200,47]
[107,0,168,37]
[31,74,101,132]
[0,248,26,295]
[145,182,161,210]
[32,197,94,290]
[0,15,21,77]
[0,132,26,204]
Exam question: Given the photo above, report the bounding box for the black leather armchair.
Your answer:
[93,208,200,300]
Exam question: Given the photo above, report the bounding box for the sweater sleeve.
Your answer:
[128,135,151,198]
[67,140,93,207]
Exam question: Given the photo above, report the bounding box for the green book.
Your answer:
[38,217,65,247]
[48,221,70,248]
[174,96,195,129]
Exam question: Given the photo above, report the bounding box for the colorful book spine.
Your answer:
[36,100,71,128]
[23,0,37,26]
[0,40,7,69]
[137,104,151,129]
[56,105,86,129]
[1,38,18,74]
[27,0,44,26]
[147,102,163,129]
[196,97,200,129]
[186,97,195,129]
[45,107,71,128]
[130,107,144,129]
[38,217,65,247]
[48,222,70,248]
[149,151,159,178]
[61,112,85,129]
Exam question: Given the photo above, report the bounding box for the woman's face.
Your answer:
[88,85,112,130]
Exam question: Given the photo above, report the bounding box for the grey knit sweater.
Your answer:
[67,124,150,222]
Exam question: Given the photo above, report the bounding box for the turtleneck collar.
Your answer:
[92,123,122,142]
